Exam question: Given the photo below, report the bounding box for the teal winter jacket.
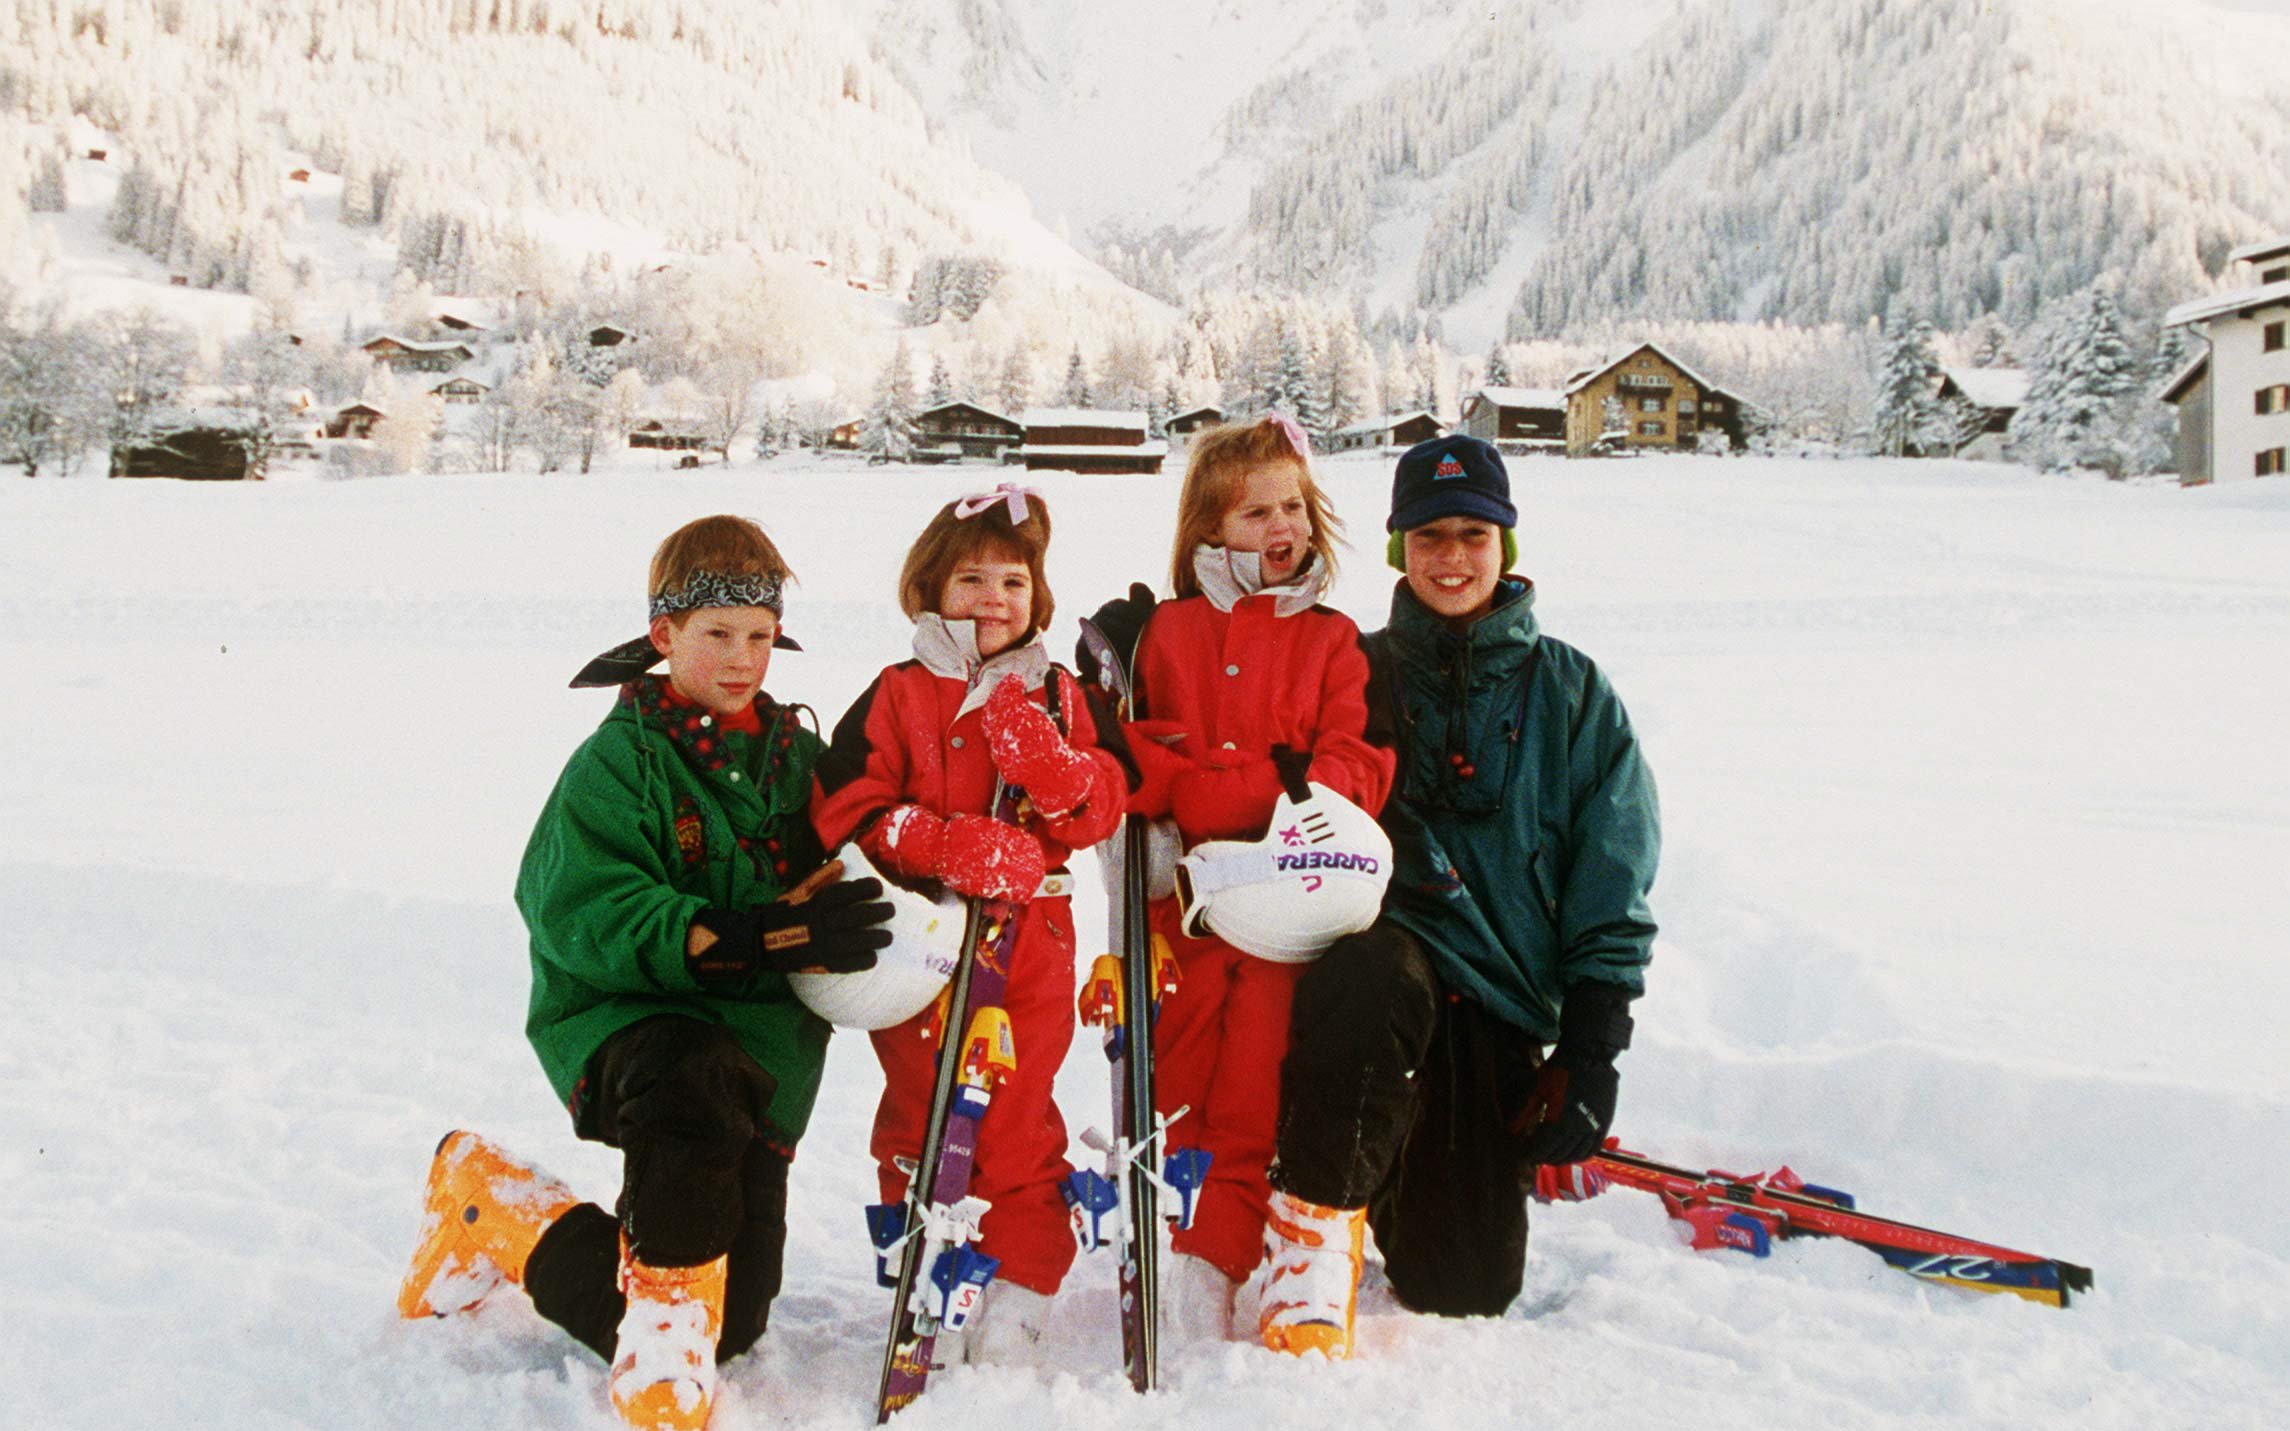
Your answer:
[1369,578,1659,1039]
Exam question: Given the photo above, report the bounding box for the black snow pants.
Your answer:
[1270,923,1547,1317]
[521,1015,790,1363]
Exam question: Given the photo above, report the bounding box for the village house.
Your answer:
[628,419,710,452]
[1459,388,1568,452]
[824,416,865,451]
[326,403,386,440]
[1018,408,1166,474]
[913,401,1024,462]
[112,412,258,481]
[1933,367,2030,460]
[362,336,475,374]
[1562,343,1746,456]
[586,324,636,349]
[2162,234,2290,485]
[430,375,490,406]
[1165,405,1225,443]
[1327,410,1445,453]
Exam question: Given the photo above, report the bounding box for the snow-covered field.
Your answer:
[4,452,2286,1430]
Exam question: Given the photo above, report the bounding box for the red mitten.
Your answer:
[982,675,1095,816]
[1168,756,1285,840]
[861,805,949,884]
[938,812,1047,902]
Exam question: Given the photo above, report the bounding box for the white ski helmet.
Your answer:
[1174,782,1393,962]
[787,844,966,1029]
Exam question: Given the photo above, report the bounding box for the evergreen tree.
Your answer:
[1967,312,2017,369]
[1870,319,1946,457]
[1061,344,1092,407]
[925,352,953,408]
[1484,339,1513,387]
[863,336,919,460]
[2009,289,2140,475]
[996,343,1033,415]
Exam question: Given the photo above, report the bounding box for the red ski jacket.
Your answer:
[1127,594,1394,843]
[811,659,1129,876]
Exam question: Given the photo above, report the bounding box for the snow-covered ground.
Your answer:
[3,452,2286,1430]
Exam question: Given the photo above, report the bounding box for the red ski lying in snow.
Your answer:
[1535,1141,2095,1309]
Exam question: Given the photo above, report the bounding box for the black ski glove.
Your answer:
[686,871,894,996]
[1076,583,1157,688]
[1514,982,1635,1166]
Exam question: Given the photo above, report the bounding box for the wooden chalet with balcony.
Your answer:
[1018,408,1166,474]
[914,401,1024,461]
[1933,367,2029,460]
[1563,343,1744,455]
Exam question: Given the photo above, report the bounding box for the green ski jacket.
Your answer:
[515,678,831,1143]
[1370,578,1659,1039]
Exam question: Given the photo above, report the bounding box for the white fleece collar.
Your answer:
[912,615,1052,719]
[1190,543,1331,618]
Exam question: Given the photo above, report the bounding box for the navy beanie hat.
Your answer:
[1387,434,1517,533]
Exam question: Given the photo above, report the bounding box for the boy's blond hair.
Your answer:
[897,492,1056,638]
[649,515,794,622]
[1167,418,1344,598]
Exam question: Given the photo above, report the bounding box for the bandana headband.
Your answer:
[570,568,798,688]
[952,482,1043,525]
[647,569,787,620]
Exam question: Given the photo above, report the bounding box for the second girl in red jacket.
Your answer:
[1117,416,1395,1338]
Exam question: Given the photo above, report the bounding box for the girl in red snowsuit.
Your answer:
[1112,416,1395,1335]
[811,486,1129,1361]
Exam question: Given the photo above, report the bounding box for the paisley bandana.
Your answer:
[648,569,787,620]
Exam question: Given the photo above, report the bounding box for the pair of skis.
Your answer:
[872,625,1205,1420]
[869,777,1026,1420]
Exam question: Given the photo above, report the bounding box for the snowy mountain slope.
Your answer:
[875,0,2290,347]
[4,454,2288,1428]
[0,0,1153,320]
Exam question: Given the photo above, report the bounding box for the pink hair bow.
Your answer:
[953,482,1041,525]
[1265,411,1313,460]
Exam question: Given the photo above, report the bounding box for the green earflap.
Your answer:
[1389,529,1520,571]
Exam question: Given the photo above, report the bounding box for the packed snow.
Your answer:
[3,451,2287,1430]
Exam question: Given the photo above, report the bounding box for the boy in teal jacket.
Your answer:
[395,516,894,1431]
[1257,437,1659,1360]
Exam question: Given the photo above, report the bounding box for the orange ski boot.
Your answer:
[396,1130,580,1319]
[1257,1189,1366,1360]
[610,1244,729,1431]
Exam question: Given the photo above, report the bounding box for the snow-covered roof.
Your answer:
[1169,405,1224,421]
[1939,367,2029,410]
[1563,343,1724,397]
[917,400,1019,426]
[1020,408,1150,431]
[2227,234,2290,267]
[1471,386,1566,411]
[2157,349,2210,404]
[1018,441,1169,459]
[364,334,476,354]
[1335,410,1439,437]
[2165,279,2290,328]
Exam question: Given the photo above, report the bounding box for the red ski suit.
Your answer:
[1125,592,1394,1280]
[811,655,1127,1295]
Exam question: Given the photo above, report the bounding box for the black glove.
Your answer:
[686,876,894,995]
[1514,982,1634,1166]
[1076,583,1156,689]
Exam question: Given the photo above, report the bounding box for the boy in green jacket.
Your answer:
[395,515,894,1431]
[1256,436,1660,1360]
